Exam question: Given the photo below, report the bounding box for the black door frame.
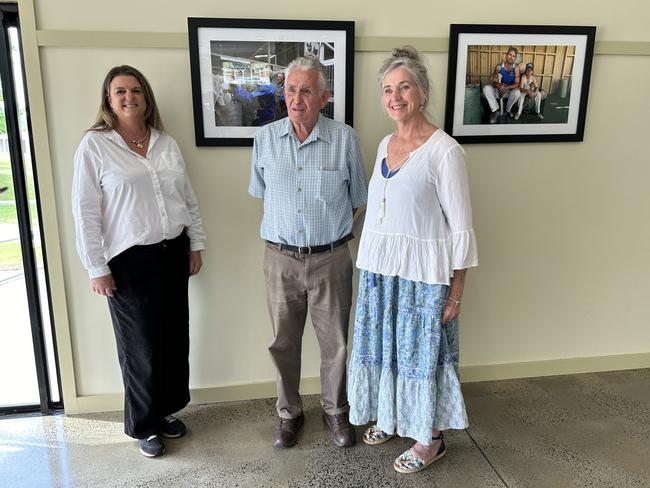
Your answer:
[0,3,62,415]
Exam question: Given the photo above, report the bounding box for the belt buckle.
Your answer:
[298,245,312,255]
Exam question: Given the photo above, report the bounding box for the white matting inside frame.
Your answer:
[452,33,589,137]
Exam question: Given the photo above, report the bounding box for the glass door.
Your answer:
[0,5,61,414]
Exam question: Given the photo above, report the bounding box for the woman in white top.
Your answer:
[348,47,478,474]
[72,66,205,458]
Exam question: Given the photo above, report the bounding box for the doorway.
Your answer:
[0,4,61,414]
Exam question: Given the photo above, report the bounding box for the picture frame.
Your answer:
[187,17,355,147]
[444,24,596,144]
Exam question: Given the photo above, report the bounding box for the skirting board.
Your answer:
[460,351,650,383]
[65,352,650,415]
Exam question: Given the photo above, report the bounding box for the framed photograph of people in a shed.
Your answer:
[187,18,355,146]
[444,24,596,143]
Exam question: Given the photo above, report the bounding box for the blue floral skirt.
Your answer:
[348,270,468,444]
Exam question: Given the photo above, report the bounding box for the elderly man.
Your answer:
[482,46,521,124]
[249,56,367,449]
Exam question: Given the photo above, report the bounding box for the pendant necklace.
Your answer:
[379,151,413,224]
[119,127,149,149]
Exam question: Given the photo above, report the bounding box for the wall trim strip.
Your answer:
[17,0,79,410]
[35,30,650,56]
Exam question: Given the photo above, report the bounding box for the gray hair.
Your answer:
[377,46,430,109]
[285,56,328,94]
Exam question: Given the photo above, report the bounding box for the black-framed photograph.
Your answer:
[444,24,596,144]
[187,17,355,147]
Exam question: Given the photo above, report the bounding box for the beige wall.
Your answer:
[20,0,650,413]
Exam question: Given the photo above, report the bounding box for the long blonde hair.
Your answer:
[88,65,165,132]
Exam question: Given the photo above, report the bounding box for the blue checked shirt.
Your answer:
[249,114,367,246]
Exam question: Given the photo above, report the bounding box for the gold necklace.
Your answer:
[118,127,149,149]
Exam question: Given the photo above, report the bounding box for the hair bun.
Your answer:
[392,46,420,62]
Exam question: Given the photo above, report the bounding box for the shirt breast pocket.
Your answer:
[157,152,184,189]
[158,151,183,172]
[318,168,347,203]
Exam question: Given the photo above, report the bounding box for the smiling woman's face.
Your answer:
[108,75,147,125]
[381,67,425,123]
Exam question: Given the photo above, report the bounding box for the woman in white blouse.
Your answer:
[72,66,205,458]
[348,47,478,474]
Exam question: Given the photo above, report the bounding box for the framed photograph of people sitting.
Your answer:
[444,24,596,143]
[188,17,355,146]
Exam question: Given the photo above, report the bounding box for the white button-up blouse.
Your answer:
[72,128,206,278]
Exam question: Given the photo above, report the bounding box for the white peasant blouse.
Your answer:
[356,129,478,285]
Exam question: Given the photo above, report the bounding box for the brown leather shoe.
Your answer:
[322,412,356,447]
[273,413,304,448]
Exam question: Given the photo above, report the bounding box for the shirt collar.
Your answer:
[278,117,292,138]
[280,114,331,145]
[102,129,124,147]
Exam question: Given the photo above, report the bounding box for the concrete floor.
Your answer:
[1,369,649,488]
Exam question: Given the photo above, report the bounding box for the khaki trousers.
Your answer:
[263,242,353,419]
